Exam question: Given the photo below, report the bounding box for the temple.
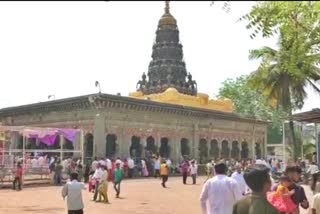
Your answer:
[0,1,268,164]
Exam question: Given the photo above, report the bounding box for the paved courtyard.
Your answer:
[0,176,314,214]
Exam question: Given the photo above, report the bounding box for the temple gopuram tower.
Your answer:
[135,1,197,96]
[130,1,233,113]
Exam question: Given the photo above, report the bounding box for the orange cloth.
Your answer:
[160,163,168,176]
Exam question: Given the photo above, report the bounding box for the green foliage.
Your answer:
[241,1,320,160]
[218,75,286,145]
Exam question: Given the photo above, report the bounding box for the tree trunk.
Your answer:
[288,110,297,161]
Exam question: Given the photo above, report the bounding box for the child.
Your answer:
[113,162,124,198]
[160,159,168,188]
[12,162,23,191]
[189,160,198,185]
[267,176,297,213]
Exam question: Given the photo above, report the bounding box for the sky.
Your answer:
[0,1,319,113]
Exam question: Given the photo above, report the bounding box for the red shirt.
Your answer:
[15,167,23,177]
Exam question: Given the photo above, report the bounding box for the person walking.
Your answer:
[12,162,23,191]
[180,159,190,184]
[127,157,135,178]
[160,159,169,188]
[200,162,242,214]
[54,160,63,185]
[92,164,103,201]
[113,162,125,198]
[204,159,214,183]
[189,160,198,185]
[154,157,161,178]
[97,166,109,203]
[232,164,280,214]
[62,172,86,214]
[231,164,246,196]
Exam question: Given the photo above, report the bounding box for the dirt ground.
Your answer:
[0,176,314,214]
[0,176,205,214]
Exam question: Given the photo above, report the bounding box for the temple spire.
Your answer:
[165,1,170,14]
[135,0,198,96]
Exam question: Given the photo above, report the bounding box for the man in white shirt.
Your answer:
[62,172,86,214]
[189,160,198,184]
[105,158,112,171]
[127,158,135,178]
[200,162,242,214]
[307,162,319,175]
[92,164,104,201]
[91,158,99,172]
[154,158,161,178]
[231,164,246,195]
[166,159,172,174]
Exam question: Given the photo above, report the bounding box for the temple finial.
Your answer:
[165,1,170,14]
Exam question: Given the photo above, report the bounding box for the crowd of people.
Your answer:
[199,157,320,214]
[10,153,320,214]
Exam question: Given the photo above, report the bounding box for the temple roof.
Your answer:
[0,93,267,124]
[135,1,197,96]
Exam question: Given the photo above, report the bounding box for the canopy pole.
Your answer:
[80,130,84,165]
[22,135,26,186]
[60,135,64,161]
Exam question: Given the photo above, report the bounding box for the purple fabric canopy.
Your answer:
[23,128,79,146]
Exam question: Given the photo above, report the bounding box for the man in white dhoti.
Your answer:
[200,162,242,214]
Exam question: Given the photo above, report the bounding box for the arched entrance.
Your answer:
[241,141,249,159]
[159,137,170,158]
[255,143,262,159]
[26,138,37,150]
[180,138,190,157]
[199,138,208,164]
[130,136,142,159]
[210,139,219,159]
[220,140,230,159]
[84,133,93,158]
[146,136,157,154]
[17,134,23,149]
[106,134,117,158]
[231,141,240,159]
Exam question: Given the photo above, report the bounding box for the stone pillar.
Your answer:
[156,132,161,153]
[218,139,222,159]
[141,136,147,158]
[207,138,211,159]
[123,133,131,158]
[175,136,181,163]
[193,123,199,160]
[59,134,65,161]
[93,112,106,158]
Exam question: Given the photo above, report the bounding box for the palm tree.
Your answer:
[248,41,320,160]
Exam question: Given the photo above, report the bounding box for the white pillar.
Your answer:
[193,123,199,160]
[251,124,256,159]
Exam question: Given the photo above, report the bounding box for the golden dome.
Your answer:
[159,1,177,26]
[159,14,177,26]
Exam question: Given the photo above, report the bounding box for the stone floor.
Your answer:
[0,176,314,214]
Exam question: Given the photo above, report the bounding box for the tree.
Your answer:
[241,1,320,160]
[218,75,285,145]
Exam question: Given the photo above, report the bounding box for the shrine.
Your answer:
[0,1,268,164]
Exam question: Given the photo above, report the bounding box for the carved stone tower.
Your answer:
[136,1,197,96]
